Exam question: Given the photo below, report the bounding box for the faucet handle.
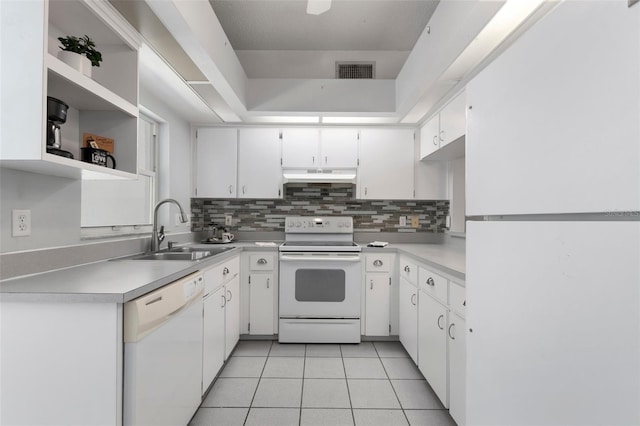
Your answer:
[158,225,165,243]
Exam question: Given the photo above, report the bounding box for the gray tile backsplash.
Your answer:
[191,184,449,233]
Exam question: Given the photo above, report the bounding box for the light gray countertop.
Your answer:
[0,239,464,303]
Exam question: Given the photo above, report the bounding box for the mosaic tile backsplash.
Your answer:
[191,184,449,233]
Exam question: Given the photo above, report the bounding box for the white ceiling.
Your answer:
[110,0,549,125]
[209,0,437,51]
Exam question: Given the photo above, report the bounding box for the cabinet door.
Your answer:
[320,128,359,168]
[224,275,240,359]
[196,128,237,197]
[238,128,282,199]
[281,128,319,168]
[249,273,275,335]
[358,129,414,199]
[417,291,448,407]
[365,273,390,336]
[419,115,440,159]
[399,278,418,363]
[438,91,466,147]
[466,1,640,215]
[203,286,225,393]
[448,314,466,426]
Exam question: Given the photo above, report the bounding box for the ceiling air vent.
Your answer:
[336,62,375,79]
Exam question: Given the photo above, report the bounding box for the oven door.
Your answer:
[279,252,361,318]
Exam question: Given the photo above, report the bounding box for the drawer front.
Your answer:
[249,253,276,271]
[449,281,466,318]
[399,256,418,284]
[365,253,395,272]
[204,256,240,293]
[418,266,447,303]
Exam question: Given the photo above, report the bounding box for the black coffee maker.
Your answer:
[46,96,74,158]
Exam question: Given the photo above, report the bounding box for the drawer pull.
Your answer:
[437,314,444,330]
[221,295,226,308]
[448,323,456,340]
[267,278,270,289]
[463,300,466,306]
[373,259,383,267]
[257,258,268,265]
[403,265,410,272]
[426,277,435,286]
[223,267,229,275]
[145,296,162,306]
[226,289,232,301]
[410,293,417,306]
[370,280,374,290]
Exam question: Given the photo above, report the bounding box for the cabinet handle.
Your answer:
[440,130,445,142]
[242,185,246,194]
[267,278,270,289]
[410,293,417,306]
[257,258,267,265]
[373,259,383,267]
[448,323,456,340]
[463,300,466,306]
[229,185,233,194]
[223,267,229,275]
[365,187,368,196]
[403,265,410,272]
[432,135,438,146]
[426,277,435,287]
[221,295,226,308]
[370,280,373,290]
[226,289,232,302]
[324,156,328,164]
[312,156,315,164]
[437,314,444,330]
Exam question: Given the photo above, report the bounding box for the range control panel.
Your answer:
[284,216,353,233]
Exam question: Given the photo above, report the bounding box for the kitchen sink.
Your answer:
[121,246,235,261]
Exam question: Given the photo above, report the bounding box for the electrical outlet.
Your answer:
[411,216,420,228]
[12,209,31,237]
[225,215,233,226]
[399,216,407,227]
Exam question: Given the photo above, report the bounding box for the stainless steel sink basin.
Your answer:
[120,245,235,261]
[131,250,213,261]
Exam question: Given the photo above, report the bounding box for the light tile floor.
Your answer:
[190,341,456,426]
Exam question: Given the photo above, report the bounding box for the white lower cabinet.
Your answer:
[242,252,278,336]
[364,253,394,336]
[224,275,240,359]
[448,312,466,426]
[202,255,240,393]
[202,285,225,394]
[418,291,448,407]
[399,277,418,363]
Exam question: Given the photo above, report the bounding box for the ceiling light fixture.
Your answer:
[307,0,331,15]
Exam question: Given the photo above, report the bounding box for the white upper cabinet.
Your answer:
[281,128,358,169]
[238,128,283,199]
[420,90,466,161]
[358,128,414,199]
[195,128,238,198]
[420,115,440,159]
[438,91,466,148]
[466,0,639,215]
[319,128,359,168]
[1,0,141,179]
[281,128,320,168]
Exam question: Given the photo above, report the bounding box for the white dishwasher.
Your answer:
[124,272,204,426]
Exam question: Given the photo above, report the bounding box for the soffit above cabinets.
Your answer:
[110,0,553,125]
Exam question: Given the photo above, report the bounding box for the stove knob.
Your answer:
[295,221,302,228]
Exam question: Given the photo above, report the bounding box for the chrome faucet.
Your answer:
[152,198,188,252]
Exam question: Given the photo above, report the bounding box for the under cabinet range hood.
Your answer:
[282,169,357,184]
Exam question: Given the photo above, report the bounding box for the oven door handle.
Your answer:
[280,255,361,262]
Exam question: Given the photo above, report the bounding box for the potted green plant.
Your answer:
[57,35,103,78]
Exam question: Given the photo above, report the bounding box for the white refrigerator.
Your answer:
[464,1,640,425]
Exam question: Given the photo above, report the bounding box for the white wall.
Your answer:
[0,168,82,253]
